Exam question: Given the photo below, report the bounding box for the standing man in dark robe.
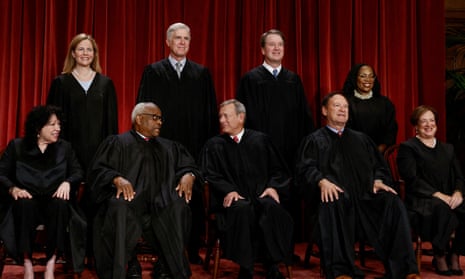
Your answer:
[236,29,313,248]
[136,22,218,264]
[200,99,294,279]
[87,102,200,279]
[295,92,420,279]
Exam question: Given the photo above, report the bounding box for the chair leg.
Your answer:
[416,236,422,273]
[304,242,312,267]
[359,240,366,267]
[0,241,5,277]
[212,238,221,279]
[203,243,212,271]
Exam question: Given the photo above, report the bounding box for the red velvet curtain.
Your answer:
[0,0,445,150]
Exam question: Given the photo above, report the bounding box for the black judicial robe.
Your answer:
[200,129,293,268]
[236,65,313,169]
[47,73,118,172]
[0,138,86,272]
[346,93,398,148]
[397,137,465,252]
[296,127,418,279]
[88,130,200,279]
[137,58,218,160]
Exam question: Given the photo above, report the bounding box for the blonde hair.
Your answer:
[62,33,102,74]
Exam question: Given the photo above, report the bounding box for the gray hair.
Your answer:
[220,99,246,115]
[131,102,158,124]
[166,22,191,40]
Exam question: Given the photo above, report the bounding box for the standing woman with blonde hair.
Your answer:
[47,33,118,266]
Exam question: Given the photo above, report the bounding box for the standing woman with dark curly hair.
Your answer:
[342,63,398,154]
[0,105,84,279]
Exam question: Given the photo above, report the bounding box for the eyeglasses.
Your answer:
[358,74,376,80]
[140,113,164,122]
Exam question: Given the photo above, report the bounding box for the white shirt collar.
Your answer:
[262,62,282,76]
[168,56,187,71]
[231,129,245,143]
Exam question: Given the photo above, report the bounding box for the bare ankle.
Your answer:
[44,255,56,279]
[23,258,34,279]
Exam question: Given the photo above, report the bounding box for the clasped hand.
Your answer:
[434,191,463,209]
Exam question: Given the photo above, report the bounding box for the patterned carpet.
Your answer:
[1,242,464,278]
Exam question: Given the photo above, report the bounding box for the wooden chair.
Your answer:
[383,144,423,272]
[202,182,293,279]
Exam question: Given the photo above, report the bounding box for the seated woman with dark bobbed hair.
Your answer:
[397,105,465,276]
[0,105,84,279]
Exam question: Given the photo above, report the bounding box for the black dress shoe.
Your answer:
[432,258,452,276]
[266,264,285,279]
[450,268,463,276]
[188,253,204,265]
[126,258,142,279]
[153,257,173,279]
[238,267,253,279]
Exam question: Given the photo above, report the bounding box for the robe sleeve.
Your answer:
[63,141,85,190]
[397,142,439,197]
[0,140,17,190]
[170,141,202,186]
[136,65,155,103]
[46,77,64,106]
[201,68,219,140]
[384,99,398,146]
[295,135,325,193]
[103,78,119,136]
[199,142,239,197]
[87,135,125,204]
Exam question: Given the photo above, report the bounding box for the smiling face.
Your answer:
[219,103,245,136]
[166,28,190,60]
[322,94,349,128]
[261,34,284,66]
[416,110,437,139]
[356,65,376,94]
[72,39,94,67]
[38,114,61,144]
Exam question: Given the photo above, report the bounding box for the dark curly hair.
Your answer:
[342,63,381,96]
[23,105,62,149]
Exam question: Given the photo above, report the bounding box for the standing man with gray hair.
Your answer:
[137,22,218,266]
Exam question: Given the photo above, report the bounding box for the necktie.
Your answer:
[144,137,150,142]
[175,62,182,78]
[272,69,278,78]
[338,131,343,137]
[233,136,239,143]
